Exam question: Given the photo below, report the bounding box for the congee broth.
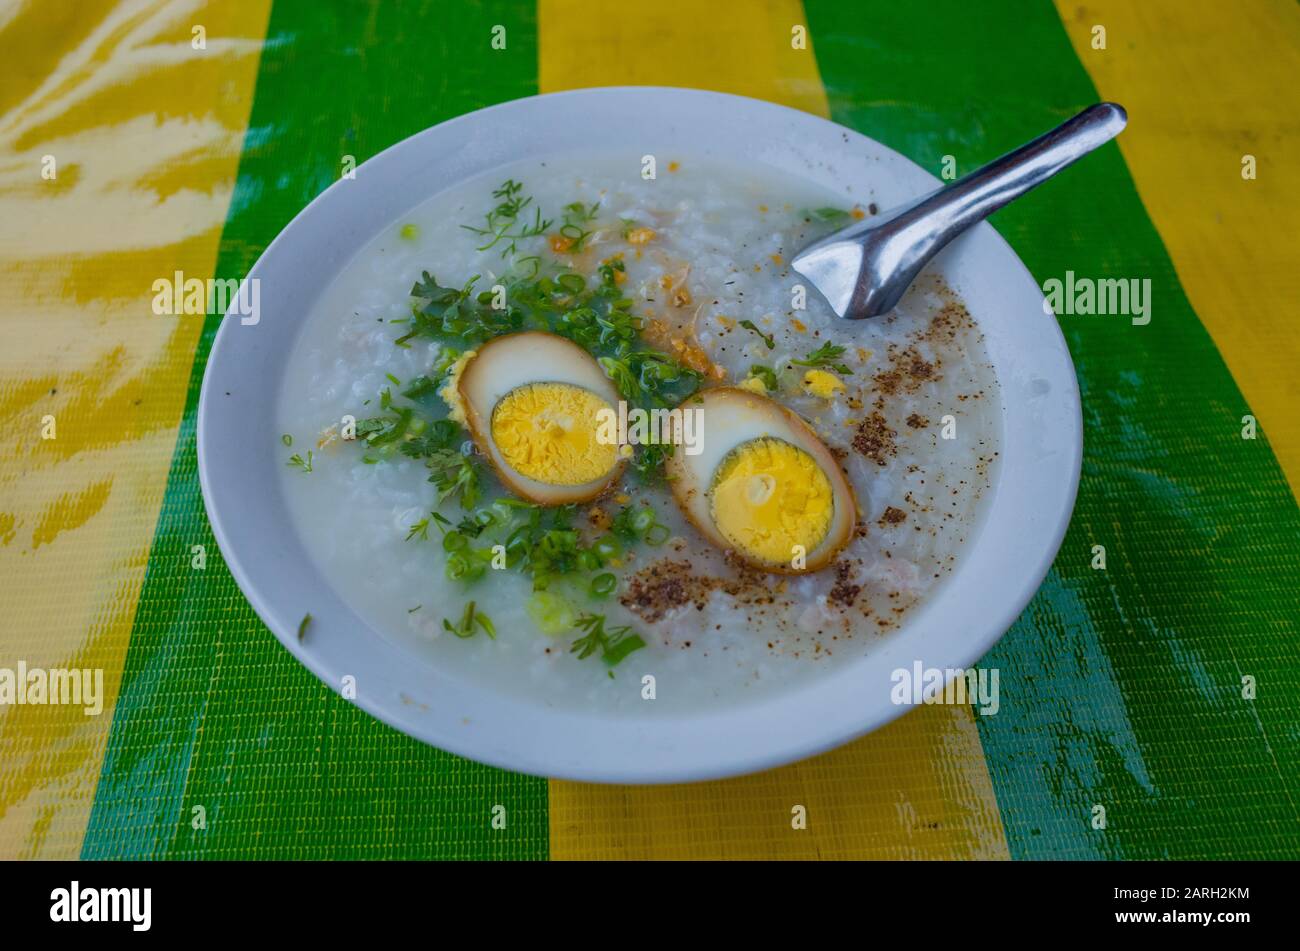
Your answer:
[277,154,1001,714]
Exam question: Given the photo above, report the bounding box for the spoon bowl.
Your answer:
[793,102,1127,319]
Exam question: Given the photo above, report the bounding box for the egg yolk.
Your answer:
[490,383,618,486]
[802,369,845,400]
[708,437,834,566]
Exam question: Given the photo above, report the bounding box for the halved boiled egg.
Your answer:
[455,331,623,505]
[666,387,857,573]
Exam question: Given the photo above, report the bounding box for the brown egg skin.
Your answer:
[665,386,858,574]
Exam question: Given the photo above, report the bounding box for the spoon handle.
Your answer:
[915,102,1128,233]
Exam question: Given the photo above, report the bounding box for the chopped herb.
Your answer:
[598,355,641,401]
[445,546,494,583]
[803,206,851,224]
[558,201,600,253]
[598,256,625,288]
[405,514,433,542]
[460,179,552,258]
[399,223,420,241]
[442,601,496,639]
[792,341,852,375]
[281,433,293,446]
[356,406,412,448]
[330,193,728,675]
[426,449,482,509]
[469,502,605,590]
[397,419,462,458]
[401,272,514,347]
[512,255,542,279]
[630,441,675,484]
[297,613,312,642]
[400,374,438,400]
[612,505,655,540]
[431,347,463,379]
[287,451,314,472]
[569,613,646,667]
[610,503,669,545]
[598,350,700,407]
[739,319,775,350]
[526,590,578,635]
[393,258,697,412]
[748,365,780,391]
[593,536,622,563]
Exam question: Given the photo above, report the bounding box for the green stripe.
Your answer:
[83,0,545,860]
[807,0,1300,859]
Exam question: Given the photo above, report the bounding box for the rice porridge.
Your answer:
[277,153,1001,714]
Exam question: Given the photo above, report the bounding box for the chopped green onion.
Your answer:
[526,591,577,635]
[631,507,656,534]
[556,272,586,293]
[445,553,469,580]
[594,537,622,562]
[442,600,495,639]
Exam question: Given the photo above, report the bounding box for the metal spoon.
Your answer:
[791,102,1128,320]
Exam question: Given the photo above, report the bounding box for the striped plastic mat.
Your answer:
[1,0,1296,860]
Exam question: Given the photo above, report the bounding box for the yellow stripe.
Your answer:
[1056,0,1300,494]
[0,0,271,859]
[550,703,1008,860]
[538,0,828,116]
[540,0,1009,860]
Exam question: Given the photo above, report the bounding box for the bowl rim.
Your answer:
[197,86,1081,784]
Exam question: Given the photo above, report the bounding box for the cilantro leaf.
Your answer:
[792,342,852,375]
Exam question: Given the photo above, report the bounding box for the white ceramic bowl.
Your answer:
[198,87,1080,784]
